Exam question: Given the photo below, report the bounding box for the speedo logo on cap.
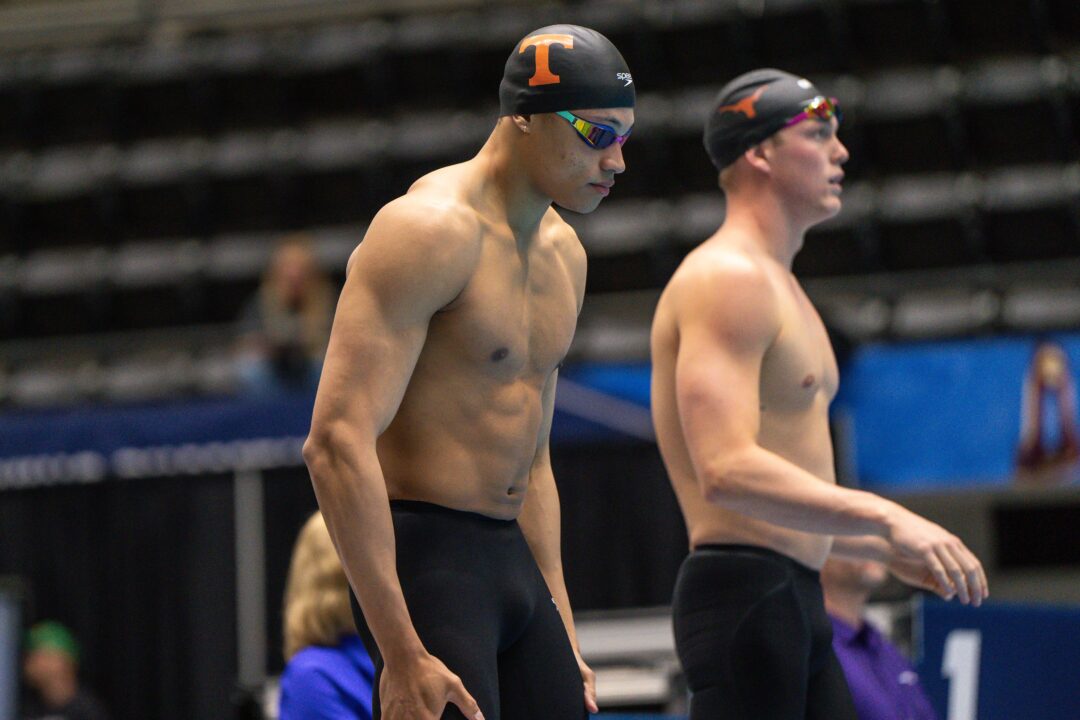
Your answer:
[519,34,574,86]
[617,72,633,86]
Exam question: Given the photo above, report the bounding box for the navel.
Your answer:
[491,347,509,362]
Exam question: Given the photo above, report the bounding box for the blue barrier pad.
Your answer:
[0,364,656,485]
[917,599,1080,719]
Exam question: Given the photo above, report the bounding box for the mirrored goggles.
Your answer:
[555,110,632,149]
[783,96,842,128]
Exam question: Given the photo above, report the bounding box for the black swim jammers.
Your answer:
[672,544,858,720]
[351,500,586,720]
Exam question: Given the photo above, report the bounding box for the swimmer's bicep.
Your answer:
[675,320,763,460]
[316,203,479,432]
[672,270,778,462]
[315,281,426,435]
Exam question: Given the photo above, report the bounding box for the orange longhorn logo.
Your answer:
[519,34,574,86]
[716,85,766,119]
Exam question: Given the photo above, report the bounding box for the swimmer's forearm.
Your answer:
[700,444,897,538]
[304,434,425,663]
[519,466,581,650]
[829,534,892,562]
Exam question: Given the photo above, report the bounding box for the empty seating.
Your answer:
[655,1,746,90]
[1002,284,1080,331]
[890,288,999,338]
[752,0,849,75]
[961,56,1073,168]
[944,0,1051,61]
[0,0,1077,405]
[100,348,196,403]
[980,163,1080,263]
[857,68,965,176]
[8,355,102,407]
[846,0,950,70]
[876,173,983,271]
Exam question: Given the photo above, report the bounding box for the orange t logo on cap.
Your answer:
[717,85,766,119]
[520,34,574,86]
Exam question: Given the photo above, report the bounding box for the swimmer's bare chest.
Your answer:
[378,228,580,506]
[760,275,838,415]
[431,234,579,380]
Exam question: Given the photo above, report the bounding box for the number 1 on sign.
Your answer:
[942,629,981,720]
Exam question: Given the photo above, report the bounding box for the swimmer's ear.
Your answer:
[512,114,533,134]
[745,143,772,174]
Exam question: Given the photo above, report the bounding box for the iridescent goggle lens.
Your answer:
[783,96,842,128]
[556,111,632,149]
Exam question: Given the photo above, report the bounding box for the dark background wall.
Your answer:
[0,440,685,719]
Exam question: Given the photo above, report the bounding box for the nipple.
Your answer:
[801,374,816,388]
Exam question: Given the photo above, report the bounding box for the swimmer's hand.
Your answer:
[576,651,599,714]
[887,555,951,596]
[379,651,484,720]
[884,504,989,607]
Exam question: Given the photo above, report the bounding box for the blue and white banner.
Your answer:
[0,364,656,488]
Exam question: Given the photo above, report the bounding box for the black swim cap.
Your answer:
[499,25,635,116]
[704,68,826,171]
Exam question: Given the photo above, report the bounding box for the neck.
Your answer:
[825,589,867,629]
[471,122,552,239]
[720,189,806,269]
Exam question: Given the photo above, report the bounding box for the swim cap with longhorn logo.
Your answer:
[499,24,635,116]
[704,68,830,171]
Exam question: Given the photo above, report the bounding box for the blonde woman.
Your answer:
[280,512,373,720]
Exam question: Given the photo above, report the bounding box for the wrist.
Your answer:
[875,496,903,539]
[380,633,427,668]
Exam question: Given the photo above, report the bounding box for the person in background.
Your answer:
[279,511,374,720]
[1016,341,1079,483]
[21,621,110,720]
[237,234,335,396]
[821,556,938,720]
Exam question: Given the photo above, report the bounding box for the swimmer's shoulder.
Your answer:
[664,237,772,305]
[347,186,483,278]
[660,237,781,338]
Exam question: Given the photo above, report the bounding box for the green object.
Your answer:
[26,621,80,662]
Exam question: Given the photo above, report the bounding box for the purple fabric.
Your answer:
[830,616,938,720]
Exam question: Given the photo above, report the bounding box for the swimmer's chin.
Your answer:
[553,195,606,215]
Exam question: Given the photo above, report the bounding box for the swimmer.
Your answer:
[649,68,988,719]
[303,24,635,720]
